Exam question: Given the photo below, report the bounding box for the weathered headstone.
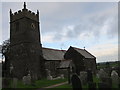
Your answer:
[2,78,11,88]
[100,77,112,88]
[61,74,64,79]
[10,64,13,74]
[104,67,112,77]
[32,74,38,80]
[88,82,96,90]
[46,69,51,76]
[71,73,82,90]
[26,74,31,85]
[12,78,18,88]
[111,70,119,88]
[52,76,61,80]
[87,69,93,83]
[46,69,53,80]
[97,69,108,80]
[98,83,111,90]
[80,71,87,85]
[22,76,27,85]
[47,75,53,80]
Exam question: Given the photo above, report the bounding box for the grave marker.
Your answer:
[71,73,82,90]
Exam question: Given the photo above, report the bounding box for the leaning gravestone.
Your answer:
[80,71,87,85]
[111,70,119,88]
[71,73,82,90]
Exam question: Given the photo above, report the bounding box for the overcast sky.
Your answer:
[0,1,118,63]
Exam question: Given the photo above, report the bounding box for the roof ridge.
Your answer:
[70,46,84,50]
[42,47,66,51]
[70,46,95,58]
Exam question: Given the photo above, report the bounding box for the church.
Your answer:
[3,2,96,80]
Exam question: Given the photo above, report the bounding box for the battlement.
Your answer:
[10,2,39,22]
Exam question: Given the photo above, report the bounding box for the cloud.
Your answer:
[41,32,55,43]
[88,42,118,62]
[2,2,117,43]
[40,2,118,44]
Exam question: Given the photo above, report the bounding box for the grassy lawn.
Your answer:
[35,78,67,88]
[10,78,68,88]
[3,75,120,89]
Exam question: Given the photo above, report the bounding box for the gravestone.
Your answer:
[88,82,96,90]
[80,71,87,85]
[22,76,27,85]
[10,64,13,75]
[111,70,119,88]
[52,76,61,80]
[87,69,93,83]
[71,73,82,90]
[26,74,31,85]
[61,74,64,79]
[100,77,112,88]
[47,75,53,80]
[104,67,112,77]
[2,78,11,88]
[97,69,108,80]
[46,69,53,80]
[22,74,31,85]
[12,78,18,88]
[98,83,111,90]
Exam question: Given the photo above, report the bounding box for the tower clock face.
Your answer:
[31,23,36,29]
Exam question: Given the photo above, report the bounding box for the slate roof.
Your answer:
[71,46,95,59]
[42,47,66,60]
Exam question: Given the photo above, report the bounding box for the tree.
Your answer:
[1,39,10,59]
[1,39,10,77]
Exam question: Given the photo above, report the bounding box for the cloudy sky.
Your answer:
[0,1,118,63]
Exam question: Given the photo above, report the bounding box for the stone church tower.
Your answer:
[9,2,45,79]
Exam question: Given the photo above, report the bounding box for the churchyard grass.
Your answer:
[10,78,68,88]
[4,76,120,89]
[54,76,101,89]
[35,78,67,88]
